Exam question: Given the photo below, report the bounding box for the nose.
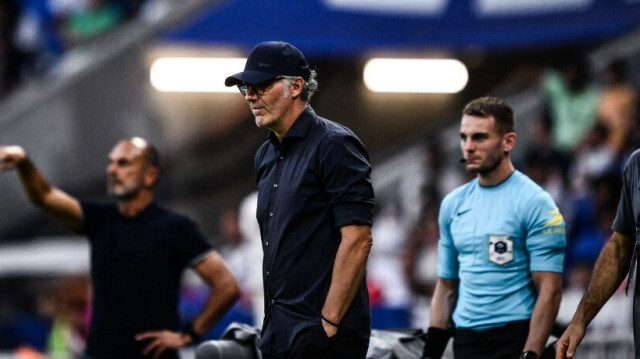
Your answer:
[461,138,474,153]
[244,87,258,100]
[107,162,116,175]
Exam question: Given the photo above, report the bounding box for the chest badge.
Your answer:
[489,235,514,265]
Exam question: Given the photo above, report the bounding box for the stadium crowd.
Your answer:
[0,0,162,99]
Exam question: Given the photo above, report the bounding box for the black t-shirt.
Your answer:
[81,201,212,359]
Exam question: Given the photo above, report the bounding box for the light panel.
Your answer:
[363,58,468,93]
[150,57,246,93]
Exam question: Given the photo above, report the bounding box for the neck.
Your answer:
[273,103,307,142]
[117,191,154,218]
[477,159,515,187]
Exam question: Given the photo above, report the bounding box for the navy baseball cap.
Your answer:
[225,41,311,87]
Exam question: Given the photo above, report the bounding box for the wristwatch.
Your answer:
[519,351,538,359]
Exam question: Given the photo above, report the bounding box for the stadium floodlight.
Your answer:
[363,58,468,93]
[150,57,246,93]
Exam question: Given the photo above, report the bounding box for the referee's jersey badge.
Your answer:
[489,235,514,265]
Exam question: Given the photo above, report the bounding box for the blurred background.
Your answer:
[0,0,639,357]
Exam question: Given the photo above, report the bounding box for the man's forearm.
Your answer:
[571,233,633,328]
[192,253,241,336]
[15,156,83,231]
[322,225,372,322]
[193,280,240,336]
[16,158,53,206]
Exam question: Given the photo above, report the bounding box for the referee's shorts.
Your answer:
[454,320,529,359]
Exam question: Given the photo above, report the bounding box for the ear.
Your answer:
[290,77,304,98]
[144,166,159,188]
[502,132,517,154]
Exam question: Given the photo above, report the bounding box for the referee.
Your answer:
[422,96,566,359]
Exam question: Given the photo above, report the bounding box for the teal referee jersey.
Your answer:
[437,170,566,330]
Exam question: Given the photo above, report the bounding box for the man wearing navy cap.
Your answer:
[226,41,375,359]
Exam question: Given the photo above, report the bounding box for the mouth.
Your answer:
[465,156,481,164]
[250,103,266,113]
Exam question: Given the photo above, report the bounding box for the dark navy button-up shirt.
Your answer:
[254,106,374,354]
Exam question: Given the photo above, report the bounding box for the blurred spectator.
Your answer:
[368,200,412,329]
[542,52,601,154]
[110,0,147,19]
[403,201,440,329]
[597,59,639,156]
[569,121,617,193]
[520,113,568,204]
[13,0,65,78]
[217,207,255,321]
[564,170,621,288]
[60,0,123,46]
[0,275,90,359]
[236,191,264,328]
[4,0,145,98]
[45,275,90,359]
[420,140,465,210]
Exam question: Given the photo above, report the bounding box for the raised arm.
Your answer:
[556,231,634,359]
[321,224,373,337]
[0,146,83,231]
[137,251,241,358]
[523,271,563,356]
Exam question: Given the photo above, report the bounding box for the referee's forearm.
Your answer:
[524,272,562,354]
[429,278,457,329]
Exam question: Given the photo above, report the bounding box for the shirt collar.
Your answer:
[267,106,317,144]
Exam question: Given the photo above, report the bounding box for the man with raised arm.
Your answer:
[0,138,240,359]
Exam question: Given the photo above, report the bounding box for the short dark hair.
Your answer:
[142,144,160,169]
[462,96,515,134]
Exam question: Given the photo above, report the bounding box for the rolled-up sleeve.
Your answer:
[320,134,375,228]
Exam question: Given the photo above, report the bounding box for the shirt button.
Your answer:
[265,241,269,246]
[273,183,278,188]
[269,212,274,217]
[279,156,283,160]
[271,299,275,304]
[266,271,270,276]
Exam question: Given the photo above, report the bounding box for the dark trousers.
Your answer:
[263,325,369,359]
[454,320,529,359]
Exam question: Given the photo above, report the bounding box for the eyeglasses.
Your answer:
[237,77,283,96]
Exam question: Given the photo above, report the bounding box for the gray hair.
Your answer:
[282,70,318,103]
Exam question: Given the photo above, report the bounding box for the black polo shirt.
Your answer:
[254,106,375,354]
[80,201,212,359]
